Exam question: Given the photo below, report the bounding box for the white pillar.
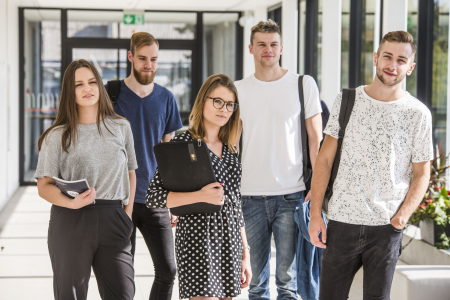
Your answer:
[382,0,408,90]
[281,0,298,73]
[0,0,20,211]
[321,0,342,108]
[243,6,267,78]
[382,0,408,35]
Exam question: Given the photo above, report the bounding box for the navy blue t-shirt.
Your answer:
[105,80,183,204]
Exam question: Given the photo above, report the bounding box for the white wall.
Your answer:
[0,0,20,212]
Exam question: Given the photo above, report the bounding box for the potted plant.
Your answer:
[409,145,450,249]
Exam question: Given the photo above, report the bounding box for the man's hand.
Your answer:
[170,214,179,228]
[309,213,327,249]
[390,216,406,230]
[304,190,311,202]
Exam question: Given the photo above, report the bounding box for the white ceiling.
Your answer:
[16,0,281,11]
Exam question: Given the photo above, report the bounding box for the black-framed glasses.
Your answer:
[207,97,239,112]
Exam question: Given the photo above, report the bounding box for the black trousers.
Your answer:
[48,200,135,300]
[319,220,403,300]
[130,203,176,300]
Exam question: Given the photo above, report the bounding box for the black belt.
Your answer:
[85,199,122,208]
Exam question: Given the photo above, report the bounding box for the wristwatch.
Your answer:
[242,244,251,251]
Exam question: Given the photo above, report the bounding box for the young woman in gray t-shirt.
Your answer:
[35,59,138,300]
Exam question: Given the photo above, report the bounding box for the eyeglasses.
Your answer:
[207,97,239,112]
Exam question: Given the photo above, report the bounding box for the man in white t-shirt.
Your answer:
[235,20,323,300]
[309,31,432,299]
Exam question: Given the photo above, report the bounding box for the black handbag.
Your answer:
[298,75,355,213]
[153,140,222,216]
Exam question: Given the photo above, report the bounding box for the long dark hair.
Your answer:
[37,59,125,153]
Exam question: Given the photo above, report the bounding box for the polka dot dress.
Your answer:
[146,131,245,299]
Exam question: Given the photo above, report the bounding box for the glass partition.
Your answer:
[120,12,196,39]
[68,10,120,38]
[72,48,128,83]
[23,9,61,182]
[156,50,192,113]
[202,13,239,81]
[68,11,196,39]
[341,0,350,89]
[432,0,450,153]
[406,0,418,97]
[360,0,377,86]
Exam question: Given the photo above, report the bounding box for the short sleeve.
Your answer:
[164,96,183,135]
[34,129,62,180]
[123,122,138,170]
[412,109,433,163]
[146,168,169,209]
[323,92,343,139]
[302,75,323,119]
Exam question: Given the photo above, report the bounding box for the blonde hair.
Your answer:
[250,19,281,45]
[378,31,417,57]
[189,74,240,154]
[130,32,159,55]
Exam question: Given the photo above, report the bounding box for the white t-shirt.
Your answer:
[324,86,433,226]
[235,71,322,196]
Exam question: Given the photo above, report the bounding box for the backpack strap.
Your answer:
[298,75,311,184]
[107,80,121,107]
[329,89,356,189]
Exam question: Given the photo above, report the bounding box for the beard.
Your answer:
[133,64,156,85]
[375,64,406,87]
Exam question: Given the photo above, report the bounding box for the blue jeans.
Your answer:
[242,191,303,300]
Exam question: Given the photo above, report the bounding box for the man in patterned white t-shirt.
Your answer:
[309,31,433,299]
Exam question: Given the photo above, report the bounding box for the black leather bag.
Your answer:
[153,140,222,216]
[298,76,355,213]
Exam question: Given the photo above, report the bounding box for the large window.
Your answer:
[20,8,243,184]
[432,0,449,153]
[406,0,419,98]
[22,9,61,183]
[203,13,240,81]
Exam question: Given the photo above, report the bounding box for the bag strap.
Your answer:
[107,80,121,107]
[298,75,310,181]
[329,89,356,187]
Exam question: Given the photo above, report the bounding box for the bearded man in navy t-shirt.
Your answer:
[106,32,182,300]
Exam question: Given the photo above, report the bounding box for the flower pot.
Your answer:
[419,218,450,246]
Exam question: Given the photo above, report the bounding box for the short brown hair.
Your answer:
[378,31,417,57]
[130,32,159,55]
[189,74,240,154]
[250,19,281,45]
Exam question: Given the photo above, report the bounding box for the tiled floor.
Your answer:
[0,187,371,300]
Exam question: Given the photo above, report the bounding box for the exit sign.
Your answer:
[123,10,145,25]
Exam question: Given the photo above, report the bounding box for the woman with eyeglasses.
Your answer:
[146,74,252,300]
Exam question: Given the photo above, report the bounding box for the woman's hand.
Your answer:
[198,182,224,205]
[170,213,179,228]
[71,188,96,209]
[241,249,252,289]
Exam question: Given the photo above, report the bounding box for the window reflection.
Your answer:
[23,9,61,182]
[203,13,239,81]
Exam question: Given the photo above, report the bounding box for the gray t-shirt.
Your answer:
[35,118,138,204]
[324,86,433,226]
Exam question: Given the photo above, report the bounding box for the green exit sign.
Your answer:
[123,10,145,25]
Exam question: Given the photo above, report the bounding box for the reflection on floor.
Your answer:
[0,187,374,300]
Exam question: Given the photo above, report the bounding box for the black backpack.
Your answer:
[107,80,121,107]
[298,75,355,213]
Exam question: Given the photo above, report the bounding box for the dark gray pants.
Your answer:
[319,220,403,300]
[48,200,135,300]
